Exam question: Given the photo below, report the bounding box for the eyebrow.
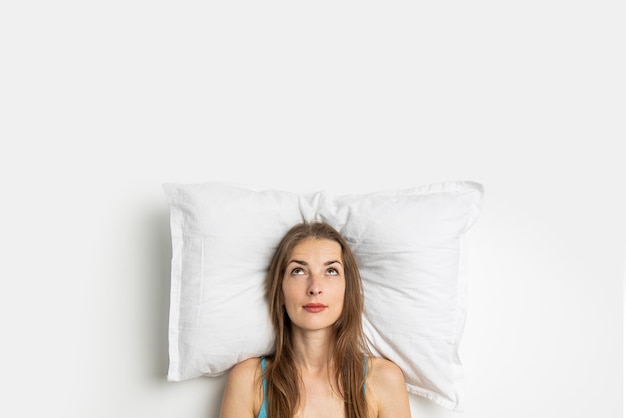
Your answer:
[288,260,343,266]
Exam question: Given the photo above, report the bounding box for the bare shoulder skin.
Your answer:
[219,357,263,418]
[367,357,411,418]
[220,356,410,418]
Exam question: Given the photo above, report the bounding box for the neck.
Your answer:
[291,327,336,372]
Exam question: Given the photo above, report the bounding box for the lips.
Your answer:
[303,303,327,313]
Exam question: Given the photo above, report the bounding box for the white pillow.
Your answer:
[163,181,483,411]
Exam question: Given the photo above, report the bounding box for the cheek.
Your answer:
[334,281,347,304]
[281,280,298,305]
[281,284,302,320]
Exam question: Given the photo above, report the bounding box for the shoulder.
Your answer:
[219,357,264,418]
[229,357,263,381]
[367,357,405,388]
[225,357,265,396]
[366,357,411,418]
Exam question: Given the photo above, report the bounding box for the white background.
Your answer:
[1,1,623,417]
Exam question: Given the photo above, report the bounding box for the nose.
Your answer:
[307,275,322,296]
[308,287,322,296]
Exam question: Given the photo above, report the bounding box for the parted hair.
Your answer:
[264,221,370,418]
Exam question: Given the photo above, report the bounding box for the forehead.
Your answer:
[289,238,343,260]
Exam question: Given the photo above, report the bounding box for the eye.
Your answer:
[290,267,305,276]
[327,267,339,275]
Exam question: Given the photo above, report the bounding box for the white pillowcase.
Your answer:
[163,181,483,411]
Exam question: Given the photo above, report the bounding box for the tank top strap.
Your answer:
[258,357,268,418]
[261,357,268,397]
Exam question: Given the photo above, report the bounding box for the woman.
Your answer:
[220,222,411,418]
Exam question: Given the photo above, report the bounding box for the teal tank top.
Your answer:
[257,356,367,418]
[258,357,268,418]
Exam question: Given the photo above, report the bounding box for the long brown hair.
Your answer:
[264,221,370,418]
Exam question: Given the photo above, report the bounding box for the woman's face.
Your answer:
[282,238,346,332]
